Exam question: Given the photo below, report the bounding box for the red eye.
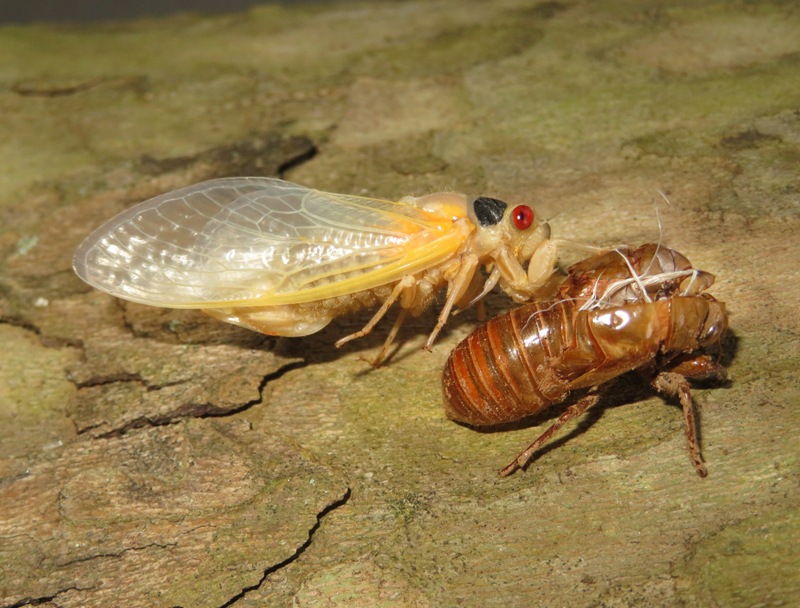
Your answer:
[512,205,534,230]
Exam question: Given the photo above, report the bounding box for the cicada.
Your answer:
[74,177,556,364]
[442,244,728,476]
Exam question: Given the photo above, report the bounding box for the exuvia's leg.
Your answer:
[665,354,727,383]
[335,275,416,350]
[651,371,708,477]
[499,391,601,477]
[475,299,487,322]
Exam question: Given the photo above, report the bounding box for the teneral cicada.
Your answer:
[74,177,556,365]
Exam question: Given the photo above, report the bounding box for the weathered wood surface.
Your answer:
[1,1,798,606]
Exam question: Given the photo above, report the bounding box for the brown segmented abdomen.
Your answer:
[442,300,576,426]
[442,295,726,428]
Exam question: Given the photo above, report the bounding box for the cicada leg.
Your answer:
[664,354,727,383]
[367,308,409,368]
[335,275,416,354]
[424,255,479,351]
[495,240,558,303]
[499,391,601,477]
[527,239,559,288]
[651,371,709,478]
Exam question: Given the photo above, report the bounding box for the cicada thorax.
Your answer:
[328,191,554,362]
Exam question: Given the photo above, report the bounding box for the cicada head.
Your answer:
[467,196,550,259]
[465,196,555,300]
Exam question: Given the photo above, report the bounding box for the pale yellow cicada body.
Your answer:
[73,177,556,365]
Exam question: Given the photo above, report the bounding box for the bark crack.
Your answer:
[84,360,307,438]
[0,315,81,349]
[4,586,92,608]
[218,486,352,608]
[56,541,179,568]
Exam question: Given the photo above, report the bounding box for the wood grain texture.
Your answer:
[1,1,798,606]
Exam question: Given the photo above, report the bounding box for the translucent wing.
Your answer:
[73,177,462,308]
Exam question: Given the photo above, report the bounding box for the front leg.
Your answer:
[526,239,558,290]
[496,239,558,302]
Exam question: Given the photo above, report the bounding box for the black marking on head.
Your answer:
[473,196,508,226]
